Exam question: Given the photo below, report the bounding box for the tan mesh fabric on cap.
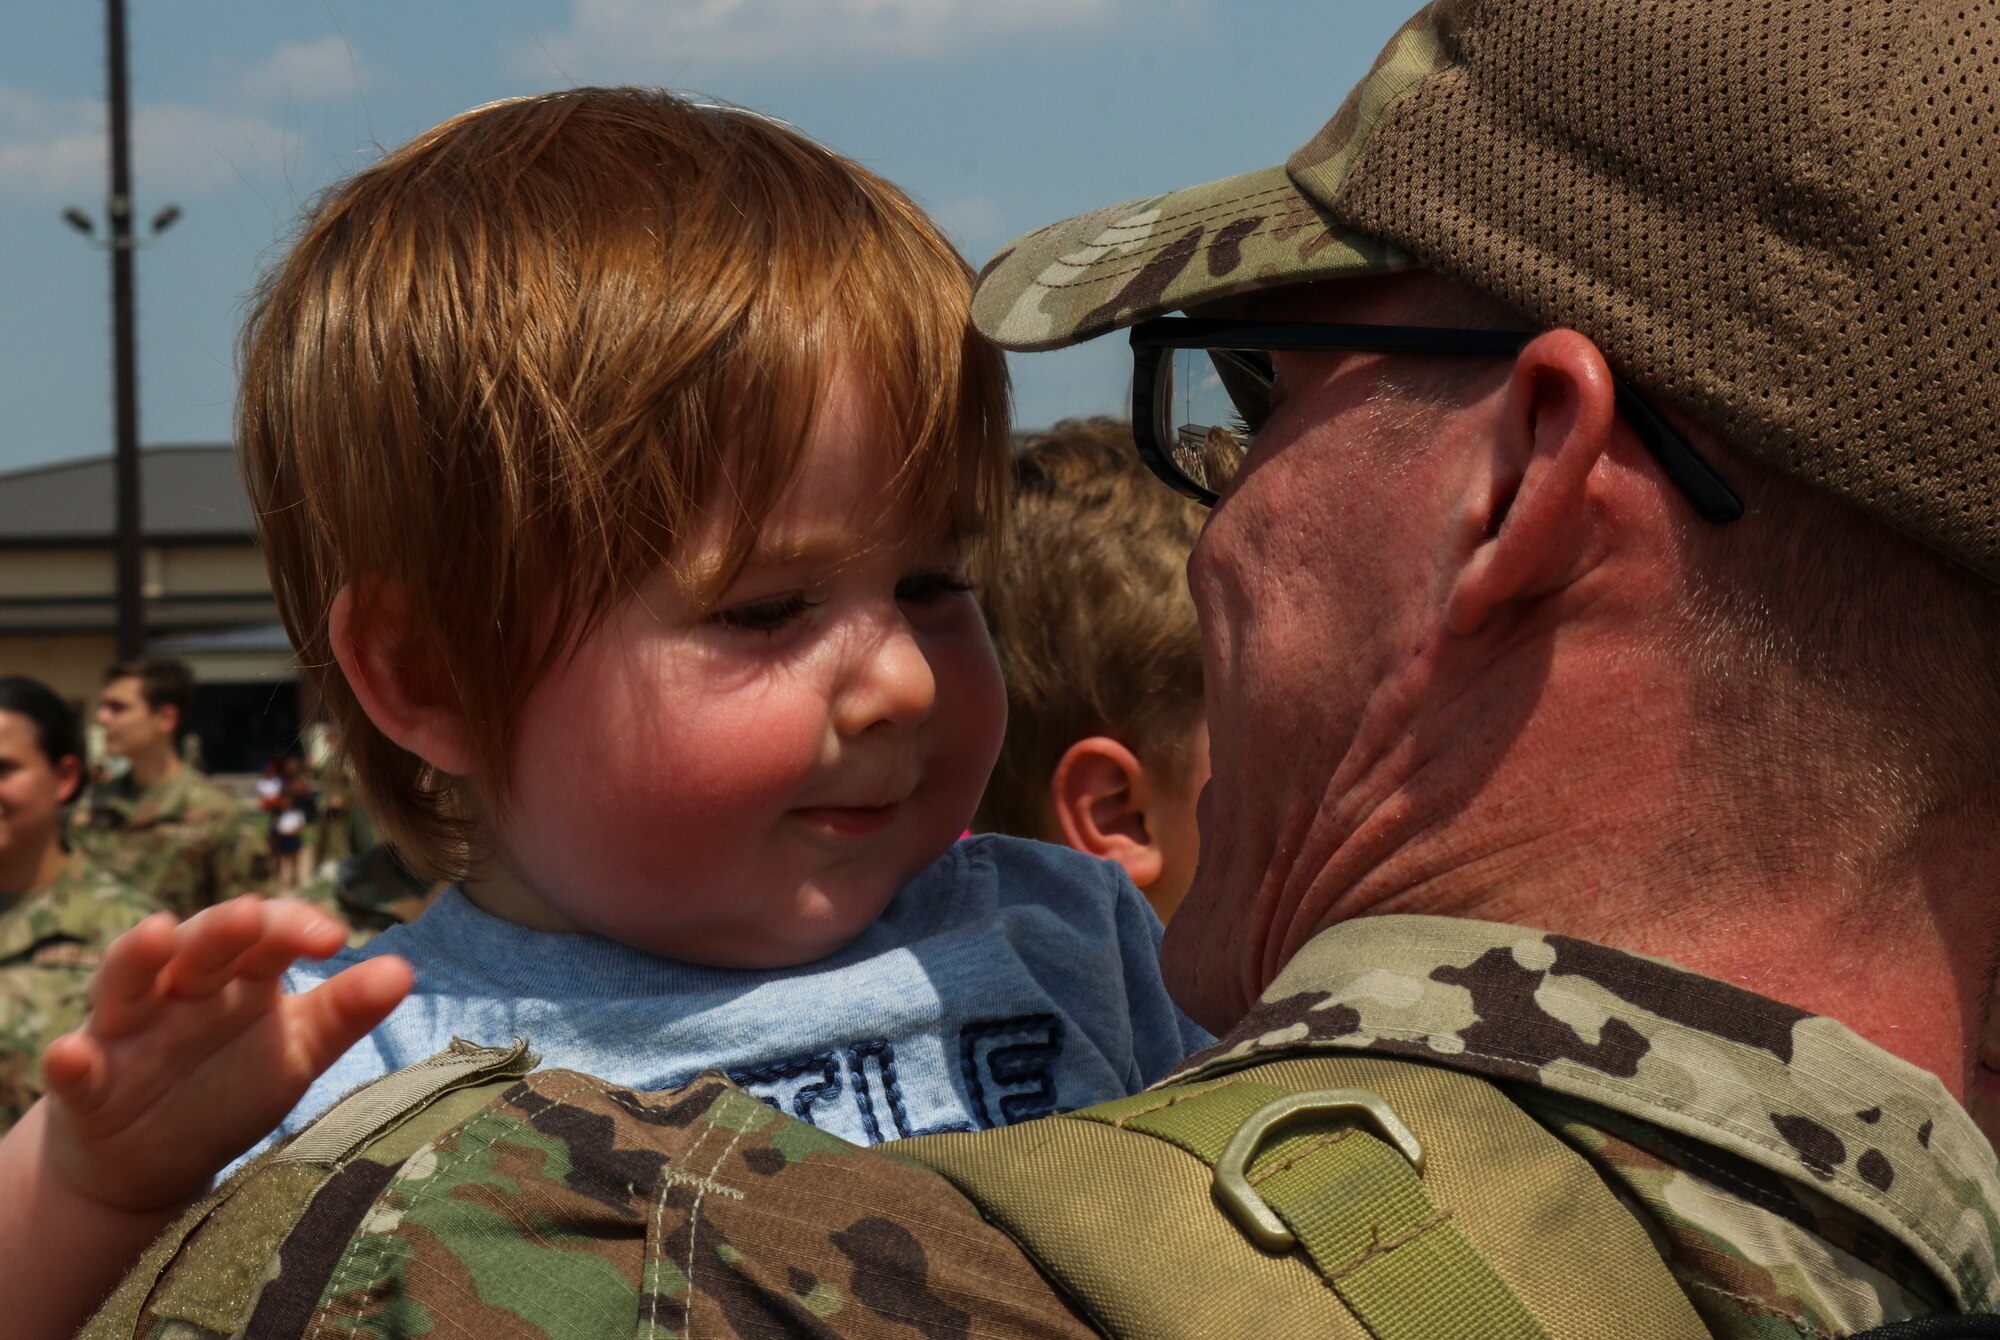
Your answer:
[1326,1,2000,583]
[972,0,2000,584]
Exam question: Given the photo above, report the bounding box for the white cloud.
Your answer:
[241,37,366,104]
[522,0,1128,76]
[0,84,290,203]
[0,87,101,201]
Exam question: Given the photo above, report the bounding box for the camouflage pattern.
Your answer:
[1178,915,2000,1335]
[116,1067,1097,1340]
[298,841,445,947]
[0,851,153,1131]
[310,750,359,872]
[969,8,1444,353]
[72,764,270,917]
[91,916,1998,1338]
[1973,1003,2000,1152]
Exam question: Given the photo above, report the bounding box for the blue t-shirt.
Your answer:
[270,835,1210,1150]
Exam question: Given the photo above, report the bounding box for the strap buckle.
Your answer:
[1212,1087,1426,1252]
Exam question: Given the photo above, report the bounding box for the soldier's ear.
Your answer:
[329,583,477,778]
[52,753,82,807]
[1447,329,1618,637]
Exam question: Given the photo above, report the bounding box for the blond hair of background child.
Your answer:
[974,418,1211,921]
[0,89,1203,1339]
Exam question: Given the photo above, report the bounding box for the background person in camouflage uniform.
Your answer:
[297,841,444,947]
[0,677,152,1133]
[11,2,2000,1334]
[307,728,358,875]
[295,733,444,947]
[72,657,267,917]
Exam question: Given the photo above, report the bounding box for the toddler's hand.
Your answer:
[38,895,412,1212]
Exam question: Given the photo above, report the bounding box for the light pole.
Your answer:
[61,0,179,662]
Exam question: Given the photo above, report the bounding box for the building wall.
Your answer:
[0,545,266,601]
[156,545,269,596]
[0,633,118,704]
[0,541,285,712]
[0,549,110,599]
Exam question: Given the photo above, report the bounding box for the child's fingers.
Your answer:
[231,900,350,980]
[288,955,413,1073]
[87,913,179,1039]
[157,897,269,1000]
[39,1029,105,1112]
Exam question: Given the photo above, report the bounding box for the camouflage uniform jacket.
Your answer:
[0,851,152,1131]
[310,751,359,871]
[109,916,1999,1339]
[73,764,267,917]
[298,842,445,947]
[1171,915,2000,1336]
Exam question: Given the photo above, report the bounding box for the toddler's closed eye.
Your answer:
[896,572,975,606]
[710,592,822,633]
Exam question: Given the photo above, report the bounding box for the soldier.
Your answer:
[0,677,152,1134]
[306,727,358,876]
[296,842,444,947]
[72,657,266,917]
[11,3,2000,1333]
[297,729,444,945]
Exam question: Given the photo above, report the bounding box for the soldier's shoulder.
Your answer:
[100,1059,1087,1339]
[0,855,152,961]
[1180,915,2000,1323]
[51,852,156,929]
[173,769,250,823]
[324,844,444,940]
[75,772,141,826]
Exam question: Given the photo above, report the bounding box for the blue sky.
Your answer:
[0,1,1411,474]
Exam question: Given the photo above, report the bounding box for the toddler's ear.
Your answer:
[1048,736,1165,891]
[329,583,476,777]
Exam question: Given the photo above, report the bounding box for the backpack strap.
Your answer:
[1851,1321,2000,1338]
[894,1051,1712,1340]
[1078,1077,1545,1339]
[80,1038,536,1340]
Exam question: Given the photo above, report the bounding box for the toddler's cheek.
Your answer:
[933,634,1008,785]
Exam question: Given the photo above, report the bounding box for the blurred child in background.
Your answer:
[974,418,1211,922]
[269,771,316,892]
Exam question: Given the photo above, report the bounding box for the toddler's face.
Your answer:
[476,371,1004,967]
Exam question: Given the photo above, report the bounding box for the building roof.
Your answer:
[149,621,293,654]
[0,444,253,544]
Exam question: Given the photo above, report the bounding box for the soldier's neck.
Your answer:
[1278,715,1997,1104]
[1367,804,1997,1104]
[1584,882,1985,1104]
[0,839,67,899]
[126,747,181,790]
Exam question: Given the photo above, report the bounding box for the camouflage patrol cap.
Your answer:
[973,1,2000,584]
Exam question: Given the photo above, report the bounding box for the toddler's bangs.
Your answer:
[667,142,1013,610]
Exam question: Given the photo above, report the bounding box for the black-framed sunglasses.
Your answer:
[1129,317,1743,523]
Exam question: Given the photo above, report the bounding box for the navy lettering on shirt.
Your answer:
[961,1013,1065,1126]
[728,1050,843,1123]
[721,1013,1070,1137]
[849,1039,975,1141]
